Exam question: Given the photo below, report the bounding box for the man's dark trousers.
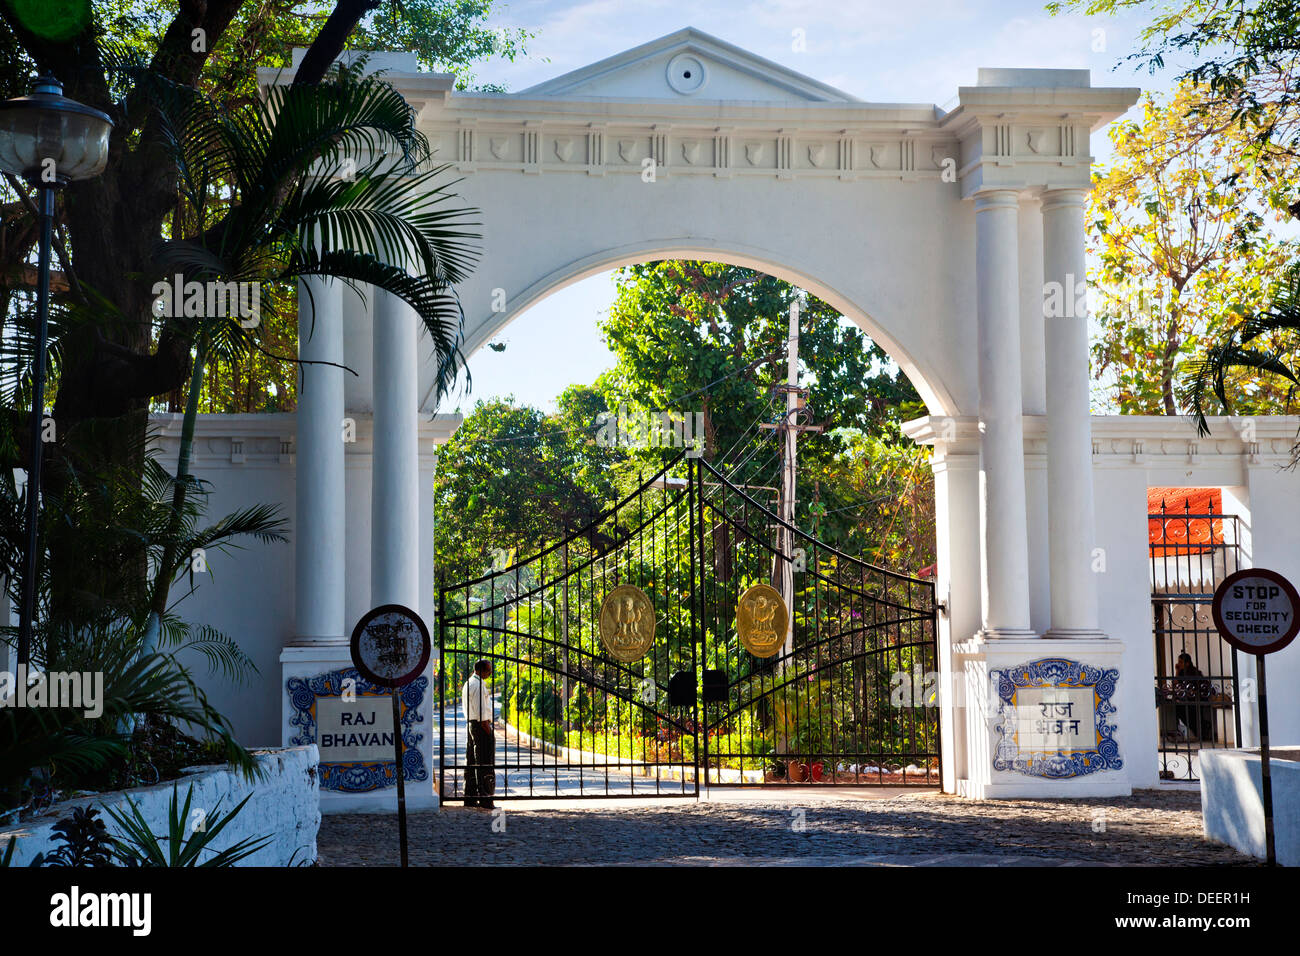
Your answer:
[465,721,495,807]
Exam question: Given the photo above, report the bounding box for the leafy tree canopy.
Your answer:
[434,385,623,580]
[596,261,923,483]
[1089,81,1298,414]
[1052,0,1300,207]
[436,263,935,581]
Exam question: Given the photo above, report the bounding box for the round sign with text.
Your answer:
[349,604,432,688]
[1211,568,1300,656]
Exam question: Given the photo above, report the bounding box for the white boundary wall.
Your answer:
[153,411,1300,797]
[148,413,458,750]
[1,746,320,867]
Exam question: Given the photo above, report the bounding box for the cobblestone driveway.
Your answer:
[318,788,1254,866]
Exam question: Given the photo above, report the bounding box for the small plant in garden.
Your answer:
[531,684,563,723]
[1,783,270,867]
[31,806,117,867]
[107,783,271,868]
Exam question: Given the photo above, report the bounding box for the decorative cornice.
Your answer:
[148,412,464,469]
[427,106,961,181]
[904,413,1300,466]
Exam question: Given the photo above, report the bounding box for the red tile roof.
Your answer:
[1148,487,1223,556]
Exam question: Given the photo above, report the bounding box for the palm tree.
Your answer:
[140,59,481,622]
[1183,263,1300,456]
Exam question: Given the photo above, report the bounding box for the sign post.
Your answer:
[1211,568,1300,867]
[350,604,432,868]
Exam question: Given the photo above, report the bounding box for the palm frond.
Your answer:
[156,619,259,686]
[1182,264,1300,435]
[288,249,467,402]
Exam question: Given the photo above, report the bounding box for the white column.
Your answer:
[371,286,421,608]
[1042,188,1103,637]
[974,189,1035,638]
[295,276,346,643]
[1018,195,1047,417]
[1019,196,1051,636]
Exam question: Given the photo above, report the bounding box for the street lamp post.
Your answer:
[0,75,112,667]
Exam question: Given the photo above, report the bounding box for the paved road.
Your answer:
[319,787,1251,867]
[386,704,1254,867]
[439,703,696,801]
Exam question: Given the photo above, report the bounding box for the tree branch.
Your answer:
[293,0,384,86]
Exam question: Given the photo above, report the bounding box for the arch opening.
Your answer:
[441,240,956,418]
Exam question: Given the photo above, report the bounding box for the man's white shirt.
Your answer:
[462,673,491,723]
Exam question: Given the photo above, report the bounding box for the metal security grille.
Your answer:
[437,451,939,800]
[1149,497,1243,782]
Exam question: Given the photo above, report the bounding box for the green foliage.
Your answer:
[0,635,261,814]
[94,1,530,102]
[437,262,933,583]
[1088,82,1298,415]
[1,4,504,625]
[0,423,285,659]
[1052,1,1300,202]
[140,58,478,618]
[1182,260,1300,438]
[435,388,622,580]
[533,686,564,723]
[0,429,268,818]
[108,783,271,867]
[31,806,116,867]
[503,684,564,746]
[352,0,533,91]
[1,786,274,868]
[149,57,481,397]
[568,684,596,728]
[800,426,935,571]
[598,261,922,474]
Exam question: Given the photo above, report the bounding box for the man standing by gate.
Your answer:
[461,660,495,809]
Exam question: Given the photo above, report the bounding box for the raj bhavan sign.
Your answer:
[991,657,1123,779]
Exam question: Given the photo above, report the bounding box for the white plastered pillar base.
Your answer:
[955,638,1131,798]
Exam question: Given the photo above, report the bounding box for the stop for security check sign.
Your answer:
[1211,568,1300,656]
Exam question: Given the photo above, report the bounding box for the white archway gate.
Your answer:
[271,29,1142,804]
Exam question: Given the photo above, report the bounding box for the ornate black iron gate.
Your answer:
[1149,497,1244,781]
[437,452,939,801]
[696,458,940,786]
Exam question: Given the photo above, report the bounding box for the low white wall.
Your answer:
[0,745,320,867]
[1200,747,1299,866]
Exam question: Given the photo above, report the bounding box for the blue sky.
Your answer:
[451,0,1180,412]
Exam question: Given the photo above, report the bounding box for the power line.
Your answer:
[453,334,801,447]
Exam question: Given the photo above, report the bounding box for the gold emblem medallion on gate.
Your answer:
[599,584,655,662]
[737,583,788,658]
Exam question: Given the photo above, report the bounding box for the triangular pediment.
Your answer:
[519,27,859,103]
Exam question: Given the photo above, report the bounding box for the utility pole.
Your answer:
[760,301,823,657]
